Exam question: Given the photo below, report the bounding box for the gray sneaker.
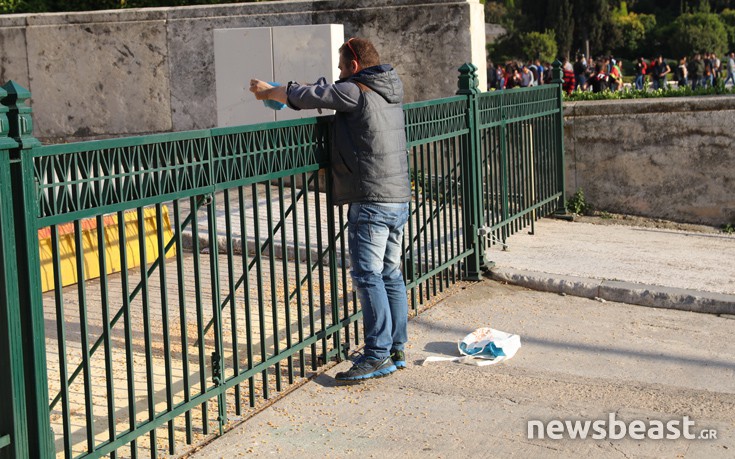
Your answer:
[335,355,397,381]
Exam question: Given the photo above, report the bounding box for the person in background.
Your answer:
[703,52,714,87]
[712,53,721,85]
[496,64,506,89]
[250,38,411,381]
[487,60,498,90]
[519,65,534,87]
[651,55,670,90]
[609,58,623,91]
[528,61,539,86]
[724,51,735,87]
[587,62,609,93]
[505,62,521,89]
[543,61,553,84]
[562,57,576,94]
[634,57,647,90]
[573,54,587,91]
[677,57,689,88]
[689,53,704,89]
[534,59,545,85]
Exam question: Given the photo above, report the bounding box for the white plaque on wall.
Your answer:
[214,24,344,127]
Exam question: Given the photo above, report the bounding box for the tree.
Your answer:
[722,8,735,50]
[547,0,574,59]
[573,0,614,56]
[521,30,558,62]
[611,5,657,58]
[665,12,728,56]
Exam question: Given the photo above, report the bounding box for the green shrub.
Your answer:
[521,30,558,63]
[564,82,735,102]
[566,188,591,215]
[666,12,728,57]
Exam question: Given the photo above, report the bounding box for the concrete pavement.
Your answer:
[487,218,735,314]
[184,217,735,458]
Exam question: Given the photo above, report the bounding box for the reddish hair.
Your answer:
[339,38,380,68]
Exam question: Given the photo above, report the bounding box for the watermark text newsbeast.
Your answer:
[528,413,717,440]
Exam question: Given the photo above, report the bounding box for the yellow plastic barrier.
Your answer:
[38,206,176,293]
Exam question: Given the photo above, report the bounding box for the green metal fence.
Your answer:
[0,63,565,458]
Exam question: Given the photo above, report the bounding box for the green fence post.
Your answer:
[456,63,486,281]
[0,85,30,459]
[1,81,54,458]
[551,61,568,214]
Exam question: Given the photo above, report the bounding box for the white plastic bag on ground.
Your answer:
[422,327,521,366]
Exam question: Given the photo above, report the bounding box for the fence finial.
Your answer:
[457,63,480,95]
[1,81,40,150]
[551,60,563,85]
[0,85,19,151]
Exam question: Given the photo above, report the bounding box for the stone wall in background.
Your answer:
[0,0,486,143]
[564,96,735,226]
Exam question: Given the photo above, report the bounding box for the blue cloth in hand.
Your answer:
[262,82,287,110]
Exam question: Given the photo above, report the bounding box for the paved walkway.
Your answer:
[185,217,735,458]
[488,218,735,314]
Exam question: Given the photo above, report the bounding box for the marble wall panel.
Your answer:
[25,16,171,140]
[214,27,274,126]
[214,24,342,126]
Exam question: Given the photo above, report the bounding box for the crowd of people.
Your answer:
[487,51,735,94]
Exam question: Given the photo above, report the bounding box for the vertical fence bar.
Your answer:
[455,64,485,280]
[172,200,193,444]
[325,179,342,362]
[206,190,227,435]
[250,184,269,399]
[117,209,138,459]
[500,94,510,245]
[223,190,241,415]
[0,83,30,459]
[236,187,256,407]
[96,214,117,458]
[277,179,294,383]
[189,196,209,434]
[154,203,175,455]
[72,219,95,454]
[264,186,282,393]
[2,81,54,458]
[135,205,157,457]
[289,179,306,376]
[551,60,567,213]
[301,174,318,370]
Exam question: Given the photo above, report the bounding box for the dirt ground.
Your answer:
[573,211,726,234]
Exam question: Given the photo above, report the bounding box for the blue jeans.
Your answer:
[348,202,409,359]
[653,77,667,90]
[724,71,735,86]
[634,74,644,90]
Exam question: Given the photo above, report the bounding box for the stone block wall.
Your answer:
[0,0,487,143]
[564,96,735,226]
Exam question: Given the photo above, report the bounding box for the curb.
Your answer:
[489,267,735,315]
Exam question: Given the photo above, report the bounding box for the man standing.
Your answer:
[487,59,498,90]
[249,38,411,381]
[519,65,533,87]
[651,55,670,90]
[634,57,647,90]
[724,51,735,87]
[609,58,623,91]
[689,53,705,89]
[573,54,587,91]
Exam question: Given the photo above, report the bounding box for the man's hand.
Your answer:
[249,79,288,104]
[249,79,273,100]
